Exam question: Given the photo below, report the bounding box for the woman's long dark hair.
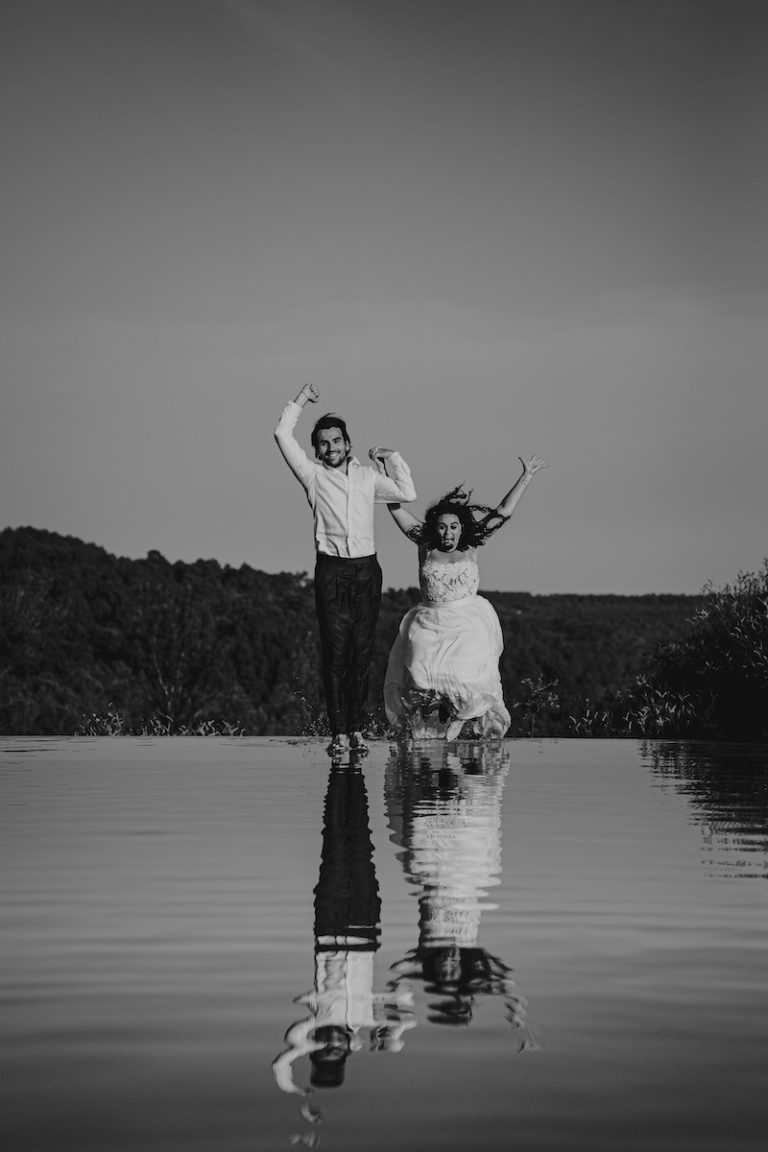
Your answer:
[414,486,507,550]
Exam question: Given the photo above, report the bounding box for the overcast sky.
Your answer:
[2,0,766,593]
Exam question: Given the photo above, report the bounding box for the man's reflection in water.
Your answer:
[273,755,415,1139]
[385,741,538,1047]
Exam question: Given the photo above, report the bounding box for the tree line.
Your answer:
[2,525,723,737]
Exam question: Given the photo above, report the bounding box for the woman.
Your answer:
[377,454,548,739]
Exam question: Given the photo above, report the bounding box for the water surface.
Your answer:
[2,737,767,1151]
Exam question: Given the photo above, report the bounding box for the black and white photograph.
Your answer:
[2,2,767,1150]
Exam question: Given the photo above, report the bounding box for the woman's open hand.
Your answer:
[519,454,549,478]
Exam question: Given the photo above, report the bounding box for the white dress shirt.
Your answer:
[272,951,416,1096]
[275,400,417,557]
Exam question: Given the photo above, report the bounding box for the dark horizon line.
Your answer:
[0,522,703,600]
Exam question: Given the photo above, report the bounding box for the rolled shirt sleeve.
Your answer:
[373,452,417,504]
[274,400,315,488]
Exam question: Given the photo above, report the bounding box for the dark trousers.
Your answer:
[314,765,380,949]
[314,553,382,736]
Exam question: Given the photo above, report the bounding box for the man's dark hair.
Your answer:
[311,413,351,456]
[309,1025,351,1088]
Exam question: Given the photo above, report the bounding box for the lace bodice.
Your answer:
[420,556,479,604]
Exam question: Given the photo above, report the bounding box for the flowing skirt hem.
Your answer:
[384,595,511,740]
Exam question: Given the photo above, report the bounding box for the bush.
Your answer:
[571,562,768,740]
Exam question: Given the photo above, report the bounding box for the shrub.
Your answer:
[571,562,768,740]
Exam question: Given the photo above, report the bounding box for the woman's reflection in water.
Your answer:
[385,741,538,1047]
[272,754,415,1141]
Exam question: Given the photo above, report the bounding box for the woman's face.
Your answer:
[435,945,462,983]
[436,513,462,551]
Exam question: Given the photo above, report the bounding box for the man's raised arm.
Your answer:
[369,446,417,504]
[274,383,319,487]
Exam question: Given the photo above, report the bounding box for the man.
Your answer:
[275,383,416,755]
[272,762,414,1107]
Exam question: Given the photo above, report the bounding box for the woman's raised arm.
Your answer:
[369,448,424,541]
[495,455,549,520]
[386,502,424,542]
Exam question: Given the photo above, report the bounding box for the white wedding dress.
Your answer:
[384,554,511,739]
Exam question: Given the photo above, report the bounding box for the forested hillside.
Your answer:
[0,526,700,736]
